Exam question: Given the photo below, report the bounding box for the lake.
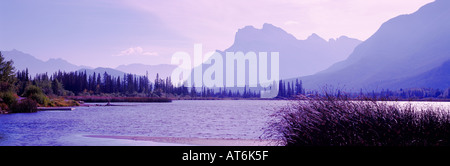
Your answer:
[1,100,449,146]
[0,100,289,146]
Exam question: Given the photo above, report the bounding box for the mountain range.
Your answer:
[2,0,449,91]
[2,24,361,84]
[1,49,176,79]
[2,49,86,76]
[116,63,177,80]
[184,23,362,89]
[222,23,361,79]
[300,0,450,91]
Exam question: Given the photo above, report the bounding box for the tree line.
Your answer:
[15,68,450,100]
[3,50,450,104]
[15,69,264,98]
[277,79,305,98]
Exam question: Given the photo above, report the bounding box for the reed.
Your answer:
[264,94,450,146]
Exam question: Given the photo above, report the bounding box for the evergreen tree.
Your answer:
[0,51,16,91]
[51,79,63,96]
[287,82,292,97]
[116,76,121,93]
[278,80,283,97]
[96,73,101,94]
[190,85,197,97]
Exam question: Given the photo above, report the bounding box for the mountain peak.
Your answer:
[237,23,286,34]
[337,35,350,40]
[10,49,21,52]
[223,24,362,78]
[262,23,274,27]
[306,33,326,42]
[328,35,362,44]
[234,23,297,45]
[47,58,67,62]
[262,23,279,30]
[237,23,282,31]
[7,49,27,55]
[239,25,257,31]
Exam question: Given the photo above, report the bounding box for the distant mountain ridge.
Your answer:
[1,49,89,76]
[77,67,126,78]
[3,24,361,86]
[181,23,361,91]
[116,63,177,80]
[223,23,362,79]
[301,0,450,91]
[1,49,176,80]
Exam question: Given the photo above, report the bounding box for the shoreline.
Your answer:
[65,96,172,103]
[83,135,278,146]
[66,96,450,102]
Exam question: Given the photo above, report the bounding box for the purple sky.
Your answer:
[0,0,433,68]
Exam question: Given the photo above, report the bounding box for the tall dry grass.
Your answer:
[264,94,450,146]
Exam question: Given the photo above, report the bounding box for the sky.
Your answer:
[0,0,434,68]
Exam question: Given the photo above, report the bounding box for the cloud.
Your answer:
[284,20,300,26]
[115,47,158,56]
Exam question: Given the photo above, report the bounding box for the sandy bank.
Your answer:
[84,135,278,146]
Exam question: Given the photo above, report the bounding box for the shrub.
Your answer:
[22,85,43,97]
[1,91,17,106]
[10,98,38,113]
[0,103,9,114]
[29,93,50,106]
[23,85,50,106]
[264,94,450,146]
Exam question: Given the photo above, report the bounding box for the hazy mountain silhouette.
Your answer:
[116,63,177,80]
[184,23,361,89]
[1,49,175,80]
[224,23,361,79]
[77,67,127,78]
[377,59,450,90]
[301,0,450,91]
[1,49,91,76]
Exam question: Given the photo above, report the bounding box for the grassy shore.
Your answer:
[264,94,450,146]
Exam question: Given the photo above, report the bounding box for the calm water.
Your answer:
[0,100,288,146]
[1,100,448,146]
